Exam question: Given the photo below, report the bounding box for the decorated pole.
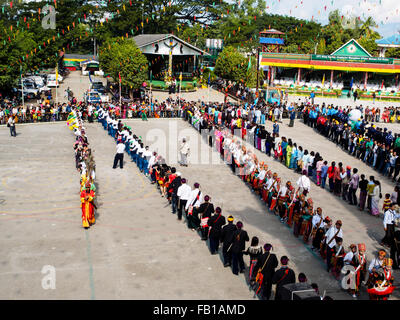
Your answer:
[119,72,122,106]
[20,65,24,108]
[55,62,58,106]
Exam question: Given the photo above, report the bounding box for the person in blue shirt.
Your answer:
[320,161,329,189]
[273,120,279,137]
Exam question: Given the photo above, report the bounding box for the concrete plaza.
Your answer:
[1,71,400,300]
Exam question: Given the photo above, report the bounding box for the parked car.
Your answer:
[46,74,60,87]
[16,81,39,98]
[84,90,102,104]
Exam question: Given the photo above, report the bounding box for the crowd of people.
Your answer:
[303,104,400,184]
[95,103,331,300]
[94,98,397,300]
[4,89,399,299]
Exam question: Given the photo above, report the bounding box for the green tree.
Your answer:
[99,38,148,96]
[214,46,247,82]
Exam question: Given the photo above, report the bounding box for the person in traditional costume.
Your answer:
[390,230,400,269]
[301,198,314,242]
[243,236,263,283]
[367,249,387,290]
[253,243,278,300]
[276,181,293,222]
[272,256,296,300]
[352,243,367,296]
[285,140,292,168]
[293,194,308,237]
[311,207,325,251]
[81,182,96,228]
[368,258,395,300]
[330,237,345,278]
[325,220,343,272]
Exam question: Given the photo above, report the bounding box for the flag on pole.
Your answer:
[119,72,121,83]
[179,72,182,82]
[321,73,325,86]
[247,56,251,71]
[55,64,59,85]
[350,77,354,89]
[208,73,211,86]
[381,79,385,89]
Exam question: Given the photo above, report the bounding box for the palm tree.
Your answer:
[360,17,378,38]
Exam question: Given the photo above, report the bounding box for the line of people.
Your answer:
[95,103,327,300]
[67,107,97,229]
[94,99,397,299]
[183,101,398,300]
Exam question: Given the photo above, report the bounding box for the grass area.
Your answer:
[149,80,198,91]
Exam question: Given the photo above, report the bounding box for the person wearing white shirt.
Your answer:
[368,250,386,273]
[113,141,125,169]
[142,146,152,175]
[7,115,16,137]
[381,203,400,247]
[148,152,157,170]
[136,143,145,170]
[311,207,325,250]
[185,182,203,211]
[297,171,311,196]
[324,220,343,272]
[130,137,138,159]
[177,178,192,220]
[186,182,204,230]
[179,138,190,167]
[343,244,357,265]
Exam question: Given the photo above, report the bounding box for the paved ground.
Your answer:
[0,121,255,300]
[124,117,397,300]
[57,71,106,104]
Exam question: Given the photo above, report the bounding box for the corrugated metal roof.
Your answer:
[64,54,98,60]
[376,34,400,46]
[132,34,170,48]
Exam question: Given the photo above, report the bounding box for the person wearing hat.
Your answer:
[230,221,250,275]
[324,220,343,272]
[185,182,203,230]
[253,244,278,300]
[310,207,325,249]
[330,237,345,278]
[197,195,215,240]
[80,181,96,229]
[353,243,367,294]
[207,207,226,254]
[272,256,296,300]
[220,215,237,267]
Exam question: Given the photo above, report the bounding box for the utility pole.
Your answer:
[141,2,144,35]
[20,66,24,108]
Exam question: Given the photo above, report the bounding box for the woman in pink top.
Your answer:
[316,158,324,186]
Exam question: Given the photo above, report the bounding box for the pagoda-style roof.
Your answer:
[259,29,285,35]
